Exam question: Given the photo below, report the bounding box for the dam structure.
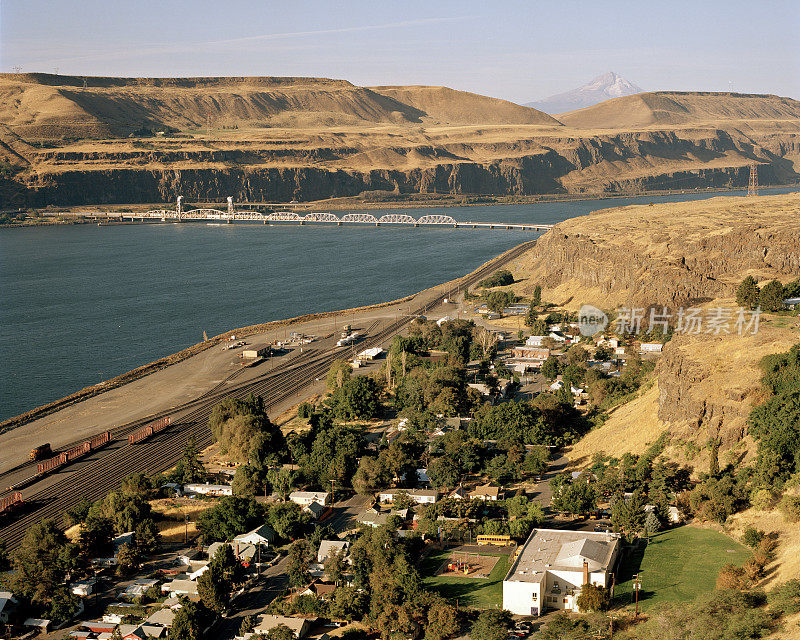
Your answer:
[94,197,555,231]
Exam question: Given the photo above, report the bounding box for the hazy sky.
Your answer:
[2,0,798,103]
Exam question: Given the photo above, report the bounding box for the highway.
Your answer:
[0,239,537,549]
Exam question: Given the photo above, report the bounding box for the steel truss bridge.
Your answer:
[105,208,553,231]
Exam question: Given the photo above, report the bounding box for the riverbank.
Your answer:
[0,239,531,435]
[4,183,798,221]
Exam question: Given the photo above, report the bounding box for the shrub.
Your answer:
[769,579,800,615]
[742,527,765,548]
[779,494,800,522]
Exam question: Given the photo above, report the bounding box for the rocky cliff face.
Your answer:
[510,192,800,307]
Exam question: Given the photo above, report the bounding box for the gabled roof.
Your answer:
[470,484,501,498]
[234,523,275,543]
[555,538,610,571]
[317,540,348,564]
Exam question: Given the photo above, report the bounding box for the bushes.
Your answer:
[768,579,800,615]
[477,269,514,288]
[778,494,800,522]
[742,527,765,548]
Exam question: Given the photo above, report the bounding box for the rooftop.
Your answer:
[505,528,620,583]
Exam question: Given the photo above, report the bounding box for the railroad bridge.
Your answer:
[99,196,555,232]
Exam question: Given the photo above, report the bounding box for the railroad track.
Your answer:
[0,240,535,547]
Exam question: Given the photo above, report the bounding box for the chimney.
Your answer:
[582,559,589,586]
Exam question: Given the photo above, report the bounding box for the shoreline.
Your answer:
[2,184,798,225]
[0,239,534,433]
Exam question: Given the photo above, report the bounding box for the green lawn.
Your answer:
[613,525,751,611]
[420,550,510,610]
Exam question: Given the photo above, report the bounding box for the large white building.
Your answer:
[502,529,620,616]
[289,491,331,506]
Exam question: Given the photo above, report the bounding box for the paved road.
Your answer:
[528,453,569,507]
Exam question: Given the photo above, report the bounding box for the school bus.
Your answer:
[477,534,512,546]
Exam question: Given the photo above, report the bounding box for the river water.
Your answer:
[0,187,795,420]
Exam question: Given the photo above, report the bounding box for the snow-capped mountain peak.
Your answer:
[525,72,643,114]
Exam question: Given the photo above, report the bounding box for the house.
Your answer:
[233,524,275,547]
[470,484,502,501]
[783,297,800,309]
[0,591,18,624]
[289,491,331,506]
[177,548,202,565]
[119,623,167,640]
[449,486,467,500]
[81,622,118,635]
[252,614,313,639]
[208,541,259,566]
[639,343,663,354]
[145,607,177,628]
[183,483,233,497]
[549,331,567,343]
[526,335,546,347]
[317,540,349,564]
[357,347,384,360]
[122,579,159,599]
[512,347,550,362]
[357,507,408,528]
[468,382,493,396]
[502,529,620,616]
[378,488,439,504]
[614,346,626,356]
[303,501,328,519]
[161,580,199,597]
[71,578,97,597]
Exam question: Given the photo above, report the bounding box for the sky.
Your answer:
[1,0,798,104]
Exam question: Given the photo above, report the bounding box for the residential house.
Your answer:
[0,591,18,624]
[208,541,260,566]
[71,579,97,597]
[252,614,313,639]
[378,488,439,504]
[161,580,199,598]
[317,540,349,564]
[144,607,177,629]
[639,343,663,354]
[183,483,233,497]
[289,491,331,506]
[502,529,620,616]
[470,485,502,501]
[233,524,275,547]
[303,501,327,519]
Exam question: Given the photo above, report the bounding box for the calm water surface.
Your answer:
[1,187,795,420]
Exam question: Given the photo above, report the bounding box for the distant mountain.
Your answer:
[526,72,643,114]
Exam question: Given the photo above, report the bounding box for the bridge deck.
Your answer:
[95,210,554,231]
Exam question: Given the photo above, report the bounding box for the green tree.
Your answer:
[197,496,264,543]
[197,562,229,613]
[288,540,311,587]
[353,455,391,494]
[11,520,81,615]
[576,583,610,612]
[115,541,139,576]
[329,376,381,420]
[759,279,786,312]
[737,275,760,309]
[268,501,305,540]
[169,597,207,640]
[566,344,589,365]
[644,511,661,536]
[209,396,284,466]
[487,290,514,315]
[266,625,297,640]
[177,437,206,484]
[327,360,353,390]
[541,355,561,380]
[329,585,369,621]
[769,578,800,615]
[470,610,512,640]
[532,285,542,307]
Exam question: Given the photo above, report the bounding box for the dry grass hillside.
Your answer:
[558,91,800,130]
[368,85,562,126]
[0,73,797,205]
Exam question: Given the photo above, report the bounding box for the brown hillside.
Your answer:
[369,85,562,126]
[558,91,800,130]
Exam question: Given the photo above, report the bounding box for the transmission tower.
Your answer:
[747,162,759,196]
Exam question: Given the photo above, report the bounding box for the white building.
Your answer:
[640,343,663,353]
[233,524,275,547]
[252,615,312,639]
[289,491,331,506]
[317,540,349,564]
[378,488,439,504]
[503,529,620,616]
[183,484,233,497]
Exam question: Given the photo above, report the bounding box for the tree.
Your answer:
[644,511,661,536]
[11,520,81,616]
[768,578,800,615]
[541,355,561,380]
[78,515,114,557]
[266,625,297,640]
[240,615,258,636]
[176,437,206,484]
[470,610,512,640]
[759,279,786,312]
[197,562,229,613]
[736,276,760,309]
[523,445,550,477]
[329,585,369,621]
[326,548,348,586]
[566,344,589,365]
[288,540,311,587]
[328,376,381,420]
[115,542,139,576]
[268,501,305,541]
[135,517,161,555]
[197,496,264,543]
[169,598,207,640]
[353,455,391,495]
[209,396,284,466]
[576,583,610,612]
[416,591,459,640]
[532,285,542,307]
[327,360,352,390]
[742,527,765,548]
[487,290,514,315]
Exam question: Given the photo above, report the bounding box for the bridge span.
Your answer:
[94,197,555,232]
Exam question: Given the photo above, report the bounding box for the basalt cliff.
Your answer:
[0,74,798,207]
